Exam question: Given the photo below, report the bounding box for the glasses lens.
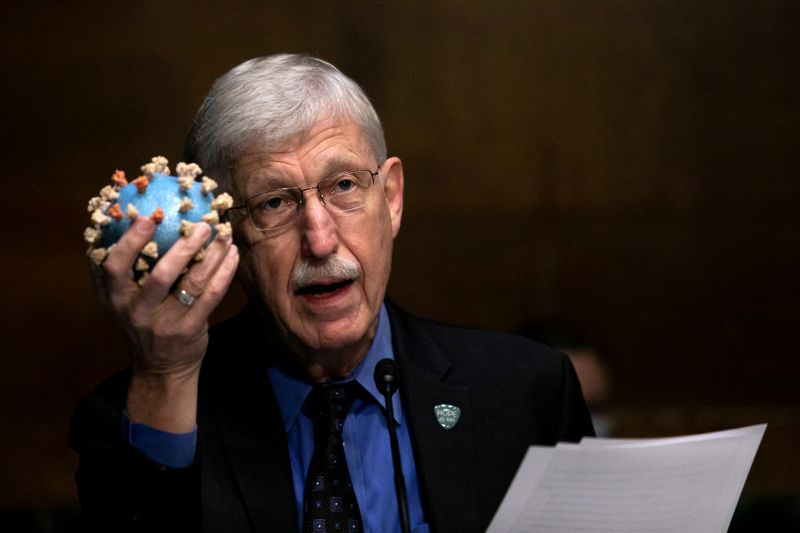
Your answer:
[320,170,373,213]
[244,170,376,232]
[247,189,299,230]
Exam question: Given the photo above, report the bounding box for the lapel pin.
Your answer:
[433,404,461,430]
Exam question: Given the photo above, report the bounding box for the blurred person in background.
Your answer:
[517,319,615,437]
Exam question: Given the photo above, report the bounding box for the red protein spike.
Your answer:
[132,175,150,193]
[107,203,123,221]
[111,170,128,187]
[151,207,164,224]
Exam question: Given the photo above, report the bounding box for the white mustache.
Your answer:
[291,256,361,290]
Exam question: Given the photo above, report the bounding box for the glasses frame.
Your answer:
[228,168,380,233]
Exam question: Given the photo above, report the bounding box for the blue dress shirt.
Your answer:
[127,304,429,533]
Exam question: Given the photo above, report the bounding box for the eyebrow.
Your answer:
[317,156,369,177]
[244,157,370,189]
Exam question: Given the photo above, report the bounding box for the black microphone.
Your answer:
[374,358,410,533]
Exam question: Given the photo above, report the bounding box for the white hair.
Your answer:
[184,54,387,190]
[291,255,361,291]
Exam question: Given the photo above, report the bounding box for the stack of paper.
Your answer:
[487,424,766,532]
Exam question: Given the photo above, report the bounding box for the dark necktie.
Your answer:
[302,382,363,533]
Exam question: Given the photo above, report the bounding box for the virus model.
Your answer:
[84,156,234,284]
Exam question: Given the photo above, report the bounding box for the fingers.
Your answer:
[186,242,239,319]
[178,231,232,298]
[91,217,237,326]
[139,222,212,308]
[104,217,157,276]
[100,217,157,310]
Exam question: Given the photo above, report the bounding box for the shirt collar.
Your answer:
[267,304,402,434]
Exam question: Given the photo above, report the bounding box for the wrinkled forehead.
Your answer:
[231,120,375,188]
[234,107,375,161]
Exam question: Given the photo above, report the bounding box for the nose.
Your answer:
[299,189,339,258]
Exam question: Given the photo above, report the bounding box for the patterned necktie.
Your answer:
[302,382,363,533]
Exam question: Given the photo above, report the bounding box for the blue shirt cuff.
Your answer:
[122,411,197,468]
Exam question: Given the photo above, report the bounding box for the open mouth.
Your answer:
[295,279,354,297]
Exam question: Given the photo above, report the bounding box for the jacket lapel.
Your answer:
[213,381,298,533]
[388,304,481,531]
[202,309,298,533]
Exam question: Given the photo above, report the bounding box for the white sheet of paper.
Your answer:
[486,424,765,533]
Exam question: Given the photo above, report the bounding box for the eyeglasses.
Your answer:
[229,169,379,232]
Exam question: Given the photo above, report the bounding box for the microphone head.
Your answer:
[374,358,400,395]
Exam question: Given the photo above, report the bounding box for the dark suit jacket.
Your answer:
[69,301,593,532]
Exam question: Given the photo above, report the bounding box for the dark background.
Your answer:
[1,0,798,520]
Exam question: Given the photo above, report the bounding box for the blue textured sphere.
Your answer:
[100,172,215,253]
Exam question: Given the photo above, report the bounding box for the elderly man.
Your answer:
[70,54,593,533]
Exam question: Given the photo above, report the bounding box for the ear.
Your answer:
[380,156,404,238]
